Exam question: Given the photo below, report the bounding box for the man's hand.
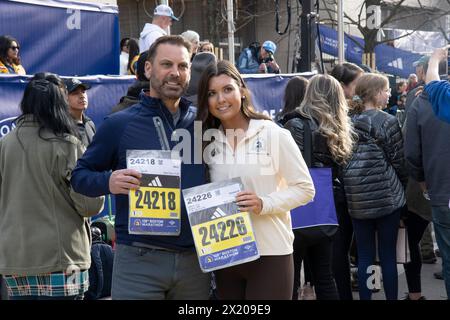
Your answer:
[430,45,449,63]
[267,60,280,73]
[258,63,268,73]
[109,169,142,195]
[426,45,450,84]
[236,191,263,215]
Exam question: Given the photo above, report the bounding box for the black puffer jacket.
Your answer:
[343,109,407,220]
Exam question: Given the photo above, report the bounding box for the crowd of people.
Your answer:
[0,3,449,301]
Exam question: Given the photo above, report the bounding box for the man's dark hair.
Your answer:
[120,37,130,49]
[147,35,191,63]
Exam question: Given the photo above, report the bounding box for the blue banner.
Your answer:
[319,24,423,78]
[0,0,119,76]
[0,75,135,137]
[0,73,313,219]
[0,73,314,136]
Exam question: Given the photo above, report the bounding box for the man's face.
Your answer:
[161,16,173,29]
[68,87,88,111]
[145,43,190,100]
[416,65,426,82]
[260,47,270,60]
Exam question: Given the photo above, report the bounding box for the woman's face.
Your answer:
[376,85,391,108]
[7,41,19,61]
[207,74,243,124]
[200,44,213,53]
[342,72,362,99]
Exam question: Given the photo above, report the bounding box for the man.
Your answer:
[404,46,450,299]
[64,78,96,147]
[139,4,178,53]
[71,36,210,300]
[405,55,429,111]
[237,40,280,74]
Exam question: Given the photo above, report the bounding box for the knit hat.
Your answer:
[262,40,277,54]
[186,52,217,96]
[136,50,149,82]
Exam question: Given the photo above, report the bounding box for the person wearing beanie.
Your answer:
[185,52,217,105]
[237,40,280,74]
[139,4,179,53]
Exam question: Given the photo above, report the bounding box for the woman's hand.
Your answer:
[236,191,263,215]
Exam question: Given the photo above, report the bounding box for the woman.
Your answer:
[330,62,364,100]
[276,75,312,299]
[199,41,214,54]
[282,75,355,300]
[127,38,140,75]
[329,62,364,300]
[119,37,130,75]
[275,76,309,125]
[0,35,26,75]
[344,73,408,300]
[197,60,315,300]
[0,73,104,300]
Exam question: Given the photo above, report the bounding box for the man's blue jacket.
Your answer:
[71,92,205,251]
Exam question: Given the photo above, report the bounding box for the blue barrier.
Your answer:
[0,73,315,133]
[0,72,314,219]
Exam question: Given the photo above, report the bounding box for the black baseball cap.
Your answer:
[64,78,91,93]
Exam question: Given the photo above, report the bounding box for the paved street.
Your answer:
[365,257,447,300]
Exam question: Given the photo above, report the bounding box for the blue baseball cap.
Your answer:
[154,4,179,21]
[262,41,277,54]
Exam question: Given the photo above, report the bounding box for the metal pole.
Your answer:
[337,0,344,64]
[160,0,171,35]
[227,0,235,64]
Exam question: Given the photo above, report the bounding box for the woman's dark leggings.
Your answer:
[292,234,314,300]
[293,234,339,300]
[352,208,401,300]
[332,199,354,300]
[404,211,430,293]
[215,254,294,300]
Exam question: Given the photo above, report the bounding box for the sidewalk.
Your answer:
[353,257,447,300]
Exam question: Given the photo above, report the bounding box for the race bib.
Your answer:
[183,178,259,272]
[127,150,181,236]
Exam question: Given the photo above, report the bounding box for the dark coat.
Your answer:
[405,91,450,207]
[343,109,407,220]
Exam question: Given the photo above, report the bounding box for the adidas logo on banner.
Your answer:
[211,207,227,220]
[388,58,403,70]
[148,176,162,187]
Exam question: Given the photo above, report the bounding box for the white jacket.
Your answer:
[206,119,315,255]
[119,51,129,75]
[139,23,166,53]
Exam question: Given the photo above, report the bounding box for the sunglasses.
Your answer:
[10,46,20,51]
